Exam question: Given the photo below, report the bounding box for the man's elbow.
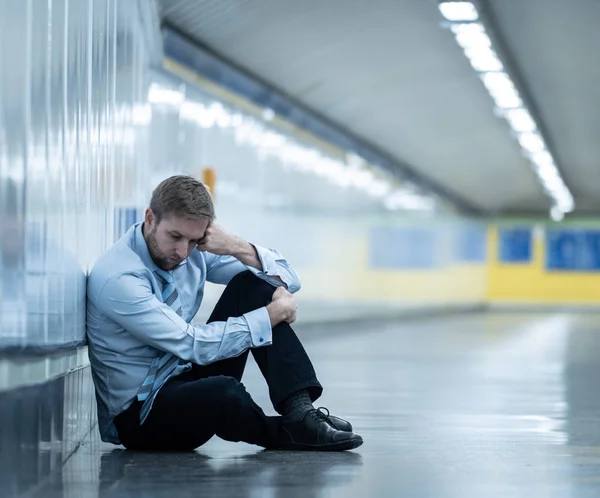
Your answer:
[287,273,302,294]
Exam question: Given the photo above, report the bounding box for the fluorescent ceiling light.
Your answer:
[450,23,484,36]
[505,108,536,132]
[556,198,574,214]
[440,5,574,215]
[450,23,485,44]
[540,168,561,186]
[535,159,558,177]
[439,2,479,22]
[531,151,554,171]
[454,27,491,50]
[481,72,522,108]
[465,47,503,72]
[518,132,545,153]
[550,206,564,222]
[465,50,504,73]
[493,93,522,109]
[451,24,503,72]
[559,198,574,213]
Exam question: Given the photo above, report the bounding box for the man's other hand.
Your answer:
[266,286,298,327]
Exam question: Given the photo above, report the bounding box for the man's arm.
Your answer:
[97,272,273,363]
[224,238,288,287]
[215,234,262,272]
[198,224,301,292]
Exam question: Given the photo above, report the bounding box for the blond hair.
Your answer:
[149,175,215,223]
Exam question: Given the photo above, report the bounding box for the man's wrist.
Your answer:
[266,300,287,327]
[230,237,253,259]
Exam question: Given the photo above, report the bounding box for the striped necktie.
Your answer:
[136,268,183,424]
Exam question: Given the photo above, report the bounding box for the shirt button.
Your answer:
[259,337,264,343]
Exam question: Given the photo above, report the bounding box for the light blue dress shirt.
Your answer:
[86,222,301,444]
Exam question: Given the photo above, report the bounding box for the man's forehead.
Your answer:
[160,216,208,236]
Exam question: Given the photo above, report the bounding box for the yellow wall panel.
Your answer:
[487,225,600,304]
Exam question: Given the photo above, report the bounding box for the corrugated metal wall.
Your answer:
[0,1,153,492]
[0,0,152,349]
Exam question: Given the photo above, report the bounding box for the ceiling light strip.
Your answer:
[439,1,574,218]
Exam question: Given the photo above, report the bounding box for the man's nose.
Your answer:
[175,241,188,259]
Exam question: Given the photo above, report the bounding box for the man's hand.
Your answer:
[266,286,298,327]
[197,224,263,270]
[196,224,244,256]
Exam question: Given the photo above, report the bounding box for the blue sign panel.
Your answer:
[369,226,439,269]
[546,230,600,271]
[499,228,532,263]
[455,225,487,263]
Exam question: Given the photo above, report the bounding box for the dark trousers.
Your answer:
[114,271,323,451]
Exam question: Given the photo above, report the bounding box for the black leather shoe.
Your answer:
[277,408,363,451]
[315,407,353,432]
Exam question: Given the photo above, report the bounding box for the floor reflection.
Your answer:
[17,312,600,498]
[98,449,362,497]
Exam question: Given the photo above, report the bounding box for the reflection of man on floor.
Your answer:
[87,175,363,451]
[99,449,362,496]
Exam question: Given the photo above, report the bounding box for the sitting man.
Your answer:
[86,175,363,452]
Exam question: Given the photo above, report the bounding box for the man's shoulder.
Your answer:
[87,236,147,297]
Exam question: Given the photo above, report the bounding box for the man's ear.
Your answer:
[144,208,155,227]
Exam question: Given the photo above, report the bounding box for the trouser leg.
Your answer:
[204,270,323,409]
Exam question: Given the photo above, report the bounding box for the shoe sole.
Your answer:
[275,435,363,452]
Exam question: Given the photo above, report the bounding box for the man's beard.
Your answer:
[146,226,181,271]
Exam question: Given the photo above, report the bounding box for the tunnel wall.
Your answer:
[487,222,600,306]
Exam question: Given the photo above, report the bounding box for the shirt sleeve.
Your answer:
[204,244,302,293]
[96,272,272,364]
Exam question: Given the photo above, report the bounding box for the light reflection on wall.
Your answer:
[148,82,439,213]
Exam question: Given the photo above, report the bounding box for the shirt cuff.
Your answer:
[243,306,273,348]
[248,244,286,287]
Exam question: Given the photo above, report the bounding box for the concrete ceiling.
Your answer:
[486,0,600,214]
[157,0,599,216]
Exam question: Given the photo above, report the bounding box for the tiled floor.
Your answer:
[22,312,600,497]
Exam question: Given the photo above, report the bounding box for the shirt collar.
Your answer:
[133,222,160,273]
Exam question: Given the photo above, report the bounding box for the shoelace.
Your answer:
[316,407,331,418]
[312,406,337,428]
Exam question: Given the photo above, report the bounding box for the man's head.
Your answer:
[144,175,215,271]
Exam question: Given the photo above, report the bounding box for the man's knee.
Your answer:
[229,270,270,288]
[226,271,275,301]
[210,376,252,407]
